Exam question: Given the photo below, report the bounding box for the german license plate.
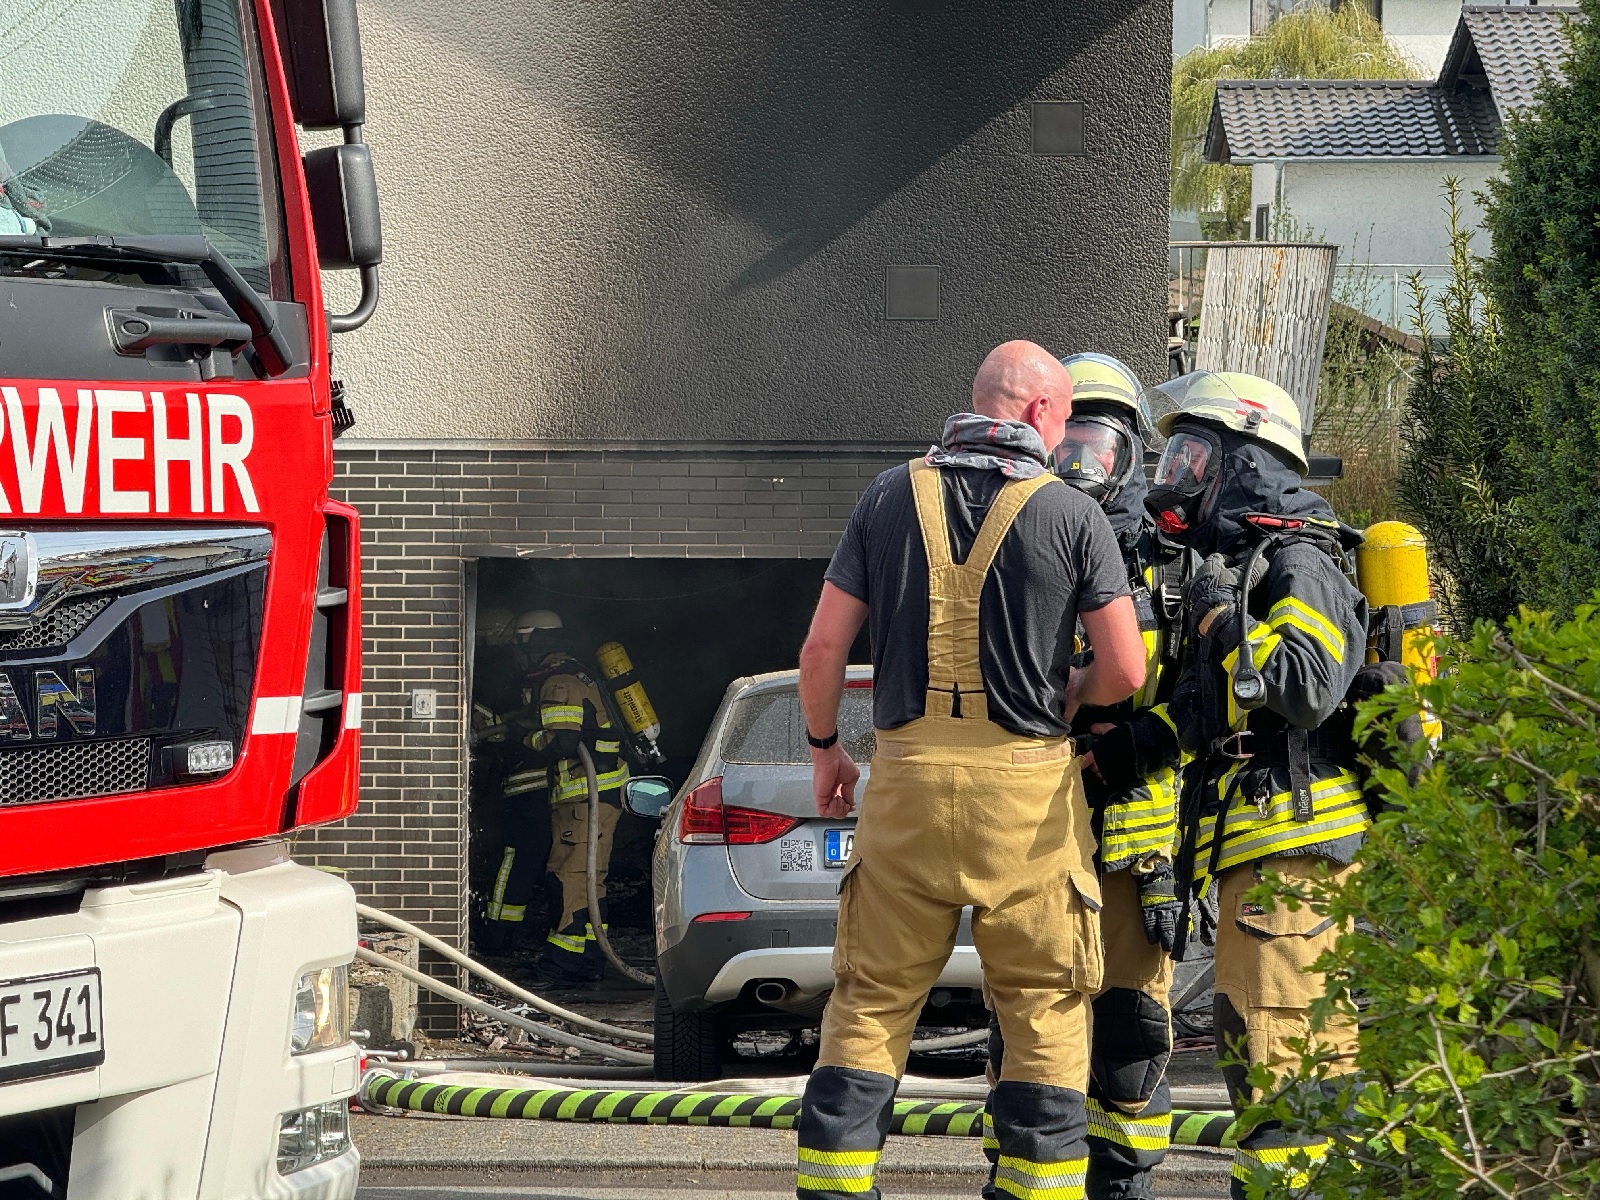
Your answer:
[823,828,854,868]
[0,968,104,1084]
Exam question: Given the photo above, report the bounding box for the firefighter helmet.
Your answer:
[514,609,564,640]
[477,605,517,646]
[1144,370,1307,472]
[1060,352,1147,431]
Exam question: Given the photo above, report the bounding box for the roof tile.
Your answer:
[1208,80,1501,161]
[1456,5,1579,116]
[1207,4,1581,163]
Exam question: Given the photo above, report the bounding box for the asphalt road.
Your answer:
[363,1177,1228,1200]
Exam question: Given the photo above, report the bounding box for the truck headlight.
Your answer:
[278,1100,351,1173]
[290,964,350,1054]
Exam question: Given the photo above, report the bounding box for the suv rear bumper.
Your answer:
[658,908,981,1012]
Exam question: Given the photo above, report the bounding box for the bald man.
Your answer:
[795,341,1147,1200]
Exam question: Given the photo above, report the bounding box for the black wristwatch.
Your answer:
[806,729,839,750]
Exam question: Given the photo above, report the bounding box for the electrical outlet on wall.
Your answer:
[411,688,438,719]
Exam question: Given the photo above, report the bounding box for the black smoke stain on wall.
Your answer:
[380,0,1171,441]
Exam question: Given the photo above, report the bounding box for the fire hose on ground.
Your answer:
[359,1071,1240,1148]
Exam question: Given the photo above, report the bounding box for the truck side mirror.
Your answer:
[275,0,382,332]
[272,0,366,129]
[303,144,382,271]
[623,777,675,821]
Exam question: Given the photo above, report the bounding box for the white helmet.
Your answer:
[1144,370,1307,472]
[514,609,564,641]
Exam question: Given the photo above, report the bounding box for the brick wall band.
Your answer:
[305,443,912,1030]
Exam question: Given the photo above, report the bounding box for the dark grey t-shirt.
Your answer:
[825,463,1129,738]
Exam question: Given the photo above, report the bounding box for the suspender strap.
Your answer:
[907,458,1058,722]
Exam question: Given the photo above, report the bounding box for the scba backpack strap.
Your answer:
[1371,599,1439,664]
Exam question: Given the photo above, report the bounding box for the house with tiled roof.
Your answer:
[1203,5,1578,326]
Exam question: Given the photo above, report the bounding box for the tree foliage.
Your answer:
[1171,5,1419,237]
[1479,0,1600,616]
[1256,603,1600,1199]
[1398,182,1527,632]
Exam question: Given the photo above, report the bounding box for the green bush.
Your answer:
[1252,602,1600,1198]
[1398,182,1528,632]
[1480,0,1600,616]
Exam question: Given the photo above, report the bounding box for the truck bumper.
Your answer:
[0,843,361,1199]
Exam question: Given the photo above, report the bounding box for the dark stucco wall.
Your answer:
[336,0,1172,442]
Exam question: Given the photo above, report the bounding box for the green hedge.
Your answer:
[1252,603,1600,1198]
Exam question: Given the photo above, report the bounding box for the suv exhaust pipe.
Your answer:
[754,980,793,1006]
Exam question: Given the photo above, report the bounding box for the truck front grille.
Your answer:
[0,597,113,652]
[0,739,151,806]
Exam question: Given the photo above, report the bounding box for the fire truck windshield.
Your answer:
[0,0,288,297]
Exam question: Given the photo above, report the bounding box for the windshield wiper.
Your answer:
[0,233,292,376]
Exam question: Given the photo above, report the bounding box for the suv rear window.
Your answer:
[720,687,876,765]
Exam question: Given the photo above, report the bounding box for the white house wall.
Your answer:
[1174,0,1209,55]
[1278,159,1496,265]
[1208,0,1251,43]
[1382,0,1464,74]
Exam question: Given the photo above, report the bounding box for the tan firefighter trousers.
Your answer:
[818,460,1104,1090]
[1212,854,1361,1089]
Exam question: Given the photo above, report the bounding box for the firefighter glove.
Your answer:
[1186,554,1244,651]
[1136,861,1182,953]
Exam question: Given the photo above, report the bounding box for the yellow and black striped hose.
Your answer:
[362,1074,1238,1147]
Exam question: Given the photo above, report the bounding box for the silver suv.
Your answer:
[626,667,985,1081]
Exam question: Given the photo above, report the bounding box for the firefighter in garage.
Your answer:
[1142,371,1369,1199]
[983,353,1191,1200]
[478,606,555,954]
[507,609,632,987]
[795,341,1147,1200]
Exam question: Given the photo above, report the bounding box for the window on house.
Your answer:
[1255,204,1271,240]
[1250,0,1298,35]
[1332,0,1383,20]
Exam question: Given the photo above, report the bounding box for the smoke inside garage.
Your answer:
[466,556,869,960]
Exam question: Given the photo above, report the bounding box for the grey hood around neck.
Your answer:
[925,413,1050,480]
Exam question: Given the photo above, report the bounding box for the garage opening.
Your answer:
[466,557,867,970]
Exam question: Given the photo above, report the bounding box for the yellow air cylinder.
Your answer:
[1356,521,1436,681]
[595,641,662,745]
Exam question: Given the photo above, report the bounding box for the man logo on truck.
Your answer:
[0,534,31,607]
[0,668,95,740]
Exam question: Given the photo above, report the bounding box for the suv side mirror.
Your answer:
[624,777,675,821]
[272,0,366,129]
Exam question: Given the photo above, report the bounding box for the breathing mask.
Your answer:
[1054,413,1136,504]
[1145,424,1222,538]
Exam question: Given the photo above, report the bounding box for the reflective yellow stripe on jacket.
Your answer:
[1196,768,1369,876]
[550,759,630,804]
[1098,768,1179,869]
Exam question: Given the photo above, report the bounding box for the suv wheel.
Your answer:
[653,972,722,1081]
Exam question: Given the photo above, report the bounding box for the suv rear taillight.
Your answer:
[678,777,800,845]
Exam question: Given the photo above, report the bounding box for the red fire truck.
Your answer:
[0,0,380,1192]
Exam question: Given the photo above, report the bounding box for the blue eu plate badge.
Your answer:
[824,828,854,868]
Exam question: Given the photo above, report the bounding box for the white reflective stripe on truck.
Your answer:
[250,695,302,735]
